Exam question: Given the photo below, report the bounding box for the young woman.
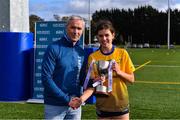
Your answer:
[71,20,135,120]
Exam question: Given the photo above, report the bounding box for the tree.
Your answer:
[29,14,44,33]
[53,14,61,21]
[61,16,69,22]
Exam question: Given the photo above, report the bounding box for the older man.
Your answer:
[42,15,85,120]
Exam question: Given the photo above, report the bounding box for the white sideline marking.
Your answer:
[135,65,180,68]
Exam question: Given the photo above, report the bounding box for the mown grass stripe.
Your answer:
[158,87,180,91]
[136,80,180,85]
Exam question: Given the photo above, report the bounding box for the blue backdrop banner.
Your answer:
[33,21,84,101]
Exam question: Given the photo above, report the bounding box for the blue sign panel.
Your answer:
[33,21,84,100]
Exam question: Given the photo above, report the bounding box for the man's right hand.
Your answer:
[69,97,82,110]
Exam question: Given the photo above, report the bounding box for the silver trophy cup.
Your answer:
[94,60,110,96]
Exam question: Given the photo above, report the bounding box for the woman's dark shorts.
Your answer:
[96,108,129,117]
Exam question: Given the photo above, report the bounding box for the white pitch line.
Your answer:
[135,65,180,68]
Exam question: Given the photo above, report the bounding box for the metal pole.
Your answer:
[88,0,91,45]
[167,0,170,49]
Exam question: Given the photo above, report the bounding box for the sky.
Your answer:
[29,0,180,21]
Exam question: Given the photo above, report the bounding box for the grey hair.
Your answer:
[66,15,85,27]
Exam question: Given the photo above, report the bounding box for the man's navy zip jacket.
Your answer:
[42,35,85,106]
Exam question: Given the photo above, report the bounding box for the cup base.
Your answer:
[95,85,109,96]
[95,91,109,97]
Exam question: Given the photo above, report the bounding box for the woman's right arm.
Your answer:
[80,88,95,103]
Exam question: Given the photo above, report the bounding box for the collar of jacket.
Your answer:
[63,34,80,47]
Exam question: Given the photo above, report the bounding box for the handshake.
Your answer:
[69,97,82,110]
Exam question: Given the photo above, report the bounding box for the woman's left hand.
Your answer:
[112,61,120,74]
